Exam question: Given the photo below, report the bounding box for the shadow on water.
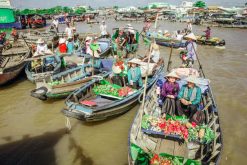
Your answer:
[0,128,93,165]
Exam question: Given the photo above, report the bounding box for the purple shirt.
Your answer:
[161,81,180,98]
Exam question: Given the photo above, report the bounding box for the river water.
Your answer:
[0,19,247,165]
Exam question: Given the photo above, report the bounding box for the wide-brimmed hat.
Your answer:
[164,30,169,34]
[85,36,92,41]
[185,76,198,84]
[128,58,141,65]
[158,30,162,33]
[59,38,66,44]
[112,65,122,74]
[165,72,180,79]
[184,33,197,41]
[36,38,45,44]
[128,29,135,34]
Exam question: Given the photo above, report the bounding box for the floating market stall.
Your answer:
[61,58,164,122]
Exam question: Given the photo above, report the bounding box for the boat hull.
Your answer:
[0,65,25,85]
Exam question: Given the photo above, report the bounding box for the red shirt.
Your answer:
[59,43,67,53]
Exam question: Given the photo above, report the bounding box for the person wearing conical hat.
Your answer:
[127,59,143,89]
[184,33,197,67]
[142,43,160,63]
[161,71,180,117]
[34,38,48,56]
[176,76,202,120]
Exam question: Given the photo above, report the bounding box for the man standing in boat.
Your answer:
[184,33,197,67]
[100,20,107,38]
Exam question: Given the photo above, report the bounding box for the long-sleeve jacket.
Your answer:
[161,82,180,98]
[186,41,197,60]
[178,85,202,105]
[127,67,143,86]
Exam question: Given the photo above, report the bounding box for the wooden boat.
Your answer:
[25,54,61,83]
[196,36,225,46]
[61,60,164,122]
[0,43,31,85]
[30,64,111,100]
[143,32,186,48]
[128,68,223,164]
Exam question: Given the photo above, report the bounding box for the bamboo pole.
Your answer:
[167,44,173,72]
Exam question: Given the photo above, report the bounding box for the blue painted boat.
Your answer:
[128,69,223,165]
[25,55,61,83]
[61,61,164,122]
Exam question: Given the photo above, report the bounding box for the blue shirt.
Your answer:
[178,85,201,105]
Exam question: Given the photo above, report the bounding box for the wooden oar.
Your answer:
[192,43,205,78]
[167,43,174,72]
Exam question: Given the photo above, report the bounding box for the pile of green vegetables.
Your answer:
[48,80,63,86]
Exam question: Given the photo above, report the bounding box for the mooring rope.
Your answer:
[65,117,71,131]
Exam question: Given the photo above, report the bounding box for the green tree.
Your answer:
[74,7,86,14]
[193,1,207,8]
[151,4,158,9]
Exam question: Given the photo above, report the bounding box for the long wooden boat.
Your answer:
[25,55,61,83]
[196,36,225,46]
[0,43,31,85]
[61,60,164,122]
[143,32,186,48]
[30,64,111,100]
[128,68,223,165]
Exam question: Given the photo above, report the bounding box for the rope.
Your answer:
[65,117,72,131]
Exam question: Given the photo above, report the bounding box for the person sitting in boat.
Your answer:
[100,20,107,38]
[203,27,211,40]
[11,27,19,42]
[176,30,184,41]
[143,19,151,32]
[127,59,143,89]
[161,72,180,117]
[65,23,73,39]
[176,76,202,120]
[142,43,160,63]
[157,30,163,38]
[89,37,101,58]
[58,38,67,54]
[111,55,127,87]
[116,29,127,49]
[34,38,52,56]
[73,33,80,50]
[163,30,171,38]
[51,17,59,33]
[184,33,197,67]
[66,37,74,54]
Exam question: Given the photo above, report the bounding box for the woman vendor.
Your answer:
[111,55,127,87]
[176,76,202,120]
[203,27,211,40]
[184,33,197,67]
[127,59,143,89]
[161,72,180,117]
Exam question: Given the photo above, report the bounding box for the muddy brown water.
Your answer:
[0,19,247,165]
